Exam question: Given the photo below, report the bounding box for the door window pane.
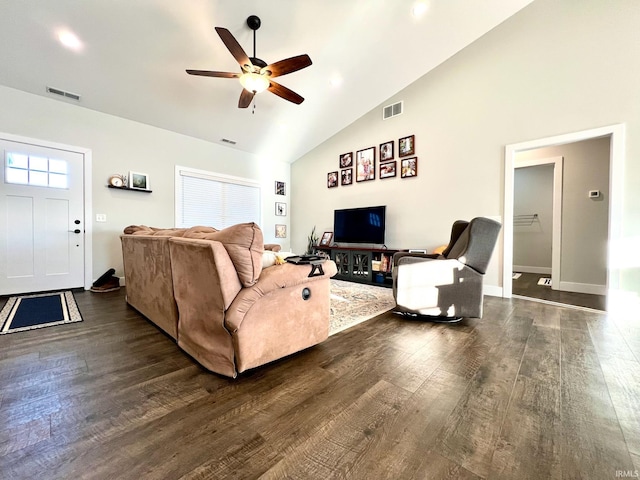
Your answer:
[6,168,28,184]
[7,152,28,169]
[49,159,68,174]
[5,152,69,189]
[29,156,48,172]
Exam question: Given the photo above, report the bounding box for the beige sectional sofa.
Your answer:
[121,223,337,378]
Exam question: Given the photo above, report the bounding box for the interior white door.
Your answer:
[0,139,85,295]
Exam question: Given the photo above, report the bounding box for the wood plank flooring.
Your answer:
[512,272,607,311]
[1,288,638,479]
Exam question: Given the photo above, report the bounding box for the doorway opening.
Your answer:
[503,124,624,311]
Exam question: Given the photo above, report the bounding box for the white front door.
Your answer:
[0,139,85,295]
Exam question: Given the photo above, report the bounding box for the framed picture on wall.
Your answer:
[401,157,418,178]
[327,171,339,188]
[341,168,353,186]
[399,135,415,157]
[129,171,149,190]
[339,152,353,168]
[380,161,397,179]
[380,141,394,161]
[275,181,286,195]
[275,224,287,238]
[355,147,375,182]
[275,202,286,216]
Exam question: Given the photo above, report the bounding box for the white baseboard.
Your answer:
[558,281,606,296]
[484,285,503,298]
[513,265,552,275]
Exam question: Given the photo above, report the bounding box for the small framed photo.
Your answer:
[275,202,286,216]
[275,181,286,195]
[341,168,353,186]
[379,161,397,179]
[327,171,339,188]
[339,152,353,168]
[320,231,333,246]
[129,171,149,190]
[399,135,415,157]
[401,157,418,178]
[355,147,375,182]
[380,141,394,162]
[275,224,287,238]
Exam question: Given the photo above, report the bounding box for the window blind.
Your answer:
[177,168,261,229]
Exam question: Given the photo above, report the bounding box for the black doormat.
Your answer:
[0,291,83,335]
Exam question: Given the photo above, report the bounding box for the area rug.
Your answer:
[537,277,552,286]
[329,279,395,335]
[0,291,83,335]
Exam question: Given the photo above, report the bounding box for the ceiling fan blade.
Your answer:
[262,54,312,78]
[238,88,255,109]
[268,81,304,105]
[215,27,252,69]
[186,69,240,78]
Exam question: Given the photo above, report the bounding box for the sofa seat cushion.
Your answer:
[184,222,264,287]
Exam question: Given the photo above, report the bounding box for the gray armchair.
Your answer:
[392,217,501,321]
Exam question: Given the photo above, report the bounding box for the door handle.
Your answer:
[69,229,82,234]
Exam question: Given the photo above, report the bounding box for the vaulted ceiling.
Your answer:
[0,1,533,163]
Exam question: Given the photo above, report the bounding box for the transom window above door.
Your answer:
[4,151,69,189]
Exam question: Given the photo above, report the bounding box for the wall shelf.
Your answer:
[107,185,152,193]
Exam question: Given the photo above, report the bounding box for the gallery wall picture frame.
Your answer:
[355,146,376,182]
[399,135,415,157]
[401,157,418,178]
[380,141,394,162]
[320,231,333,246]
[379,161,397,179]
[339,152,353,168]
[275,224,287,238]
[327,171,339,188]
[129,171,149,190]
[275,202,286,216]
[275,181,286,195]
[341,168,353,186]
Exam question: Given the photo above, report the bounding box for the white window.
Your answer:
[175,166,261,229]
[5,152,69,189]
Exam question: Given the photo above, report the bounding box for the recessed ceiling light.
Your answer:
[412,1,429,19]
[57,30,83,51]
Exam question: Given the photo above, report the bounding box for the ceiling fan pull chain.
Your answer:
[252,99,256,115]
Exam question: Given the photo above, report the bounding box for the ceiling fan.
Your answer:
[186,15,312,109]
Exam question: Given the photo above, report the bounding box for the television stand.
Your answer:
[315,245,404,288]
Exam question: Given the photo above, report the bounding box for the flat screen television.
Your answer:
[333,205,386,244]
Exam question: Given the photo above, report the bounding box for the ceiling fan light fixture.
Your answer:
[239,72,270,94]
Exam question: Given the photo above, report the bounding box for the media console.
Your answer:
[315,245,405,288]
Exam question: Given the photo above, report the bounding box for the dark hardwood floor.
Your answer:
[512,272,607,311]
[1,287,638,479]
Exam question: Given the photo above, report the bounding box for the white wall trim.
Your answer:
[558,281,607,296]
[0,131,93,290]
[503,123,625,298]
[484,285,503,297]
[513,265,552,275]
[513,156,563,290]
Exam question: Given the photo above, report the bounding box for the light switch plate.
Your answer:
[96,214,107,222]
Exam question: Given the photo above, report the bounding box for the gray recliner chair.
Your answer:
[392,217,501,322]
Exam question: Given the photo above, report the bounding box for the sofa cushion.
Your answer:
[184,222,264,287]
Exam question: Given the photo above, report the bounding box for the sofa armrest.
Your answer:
[225,260,337,333]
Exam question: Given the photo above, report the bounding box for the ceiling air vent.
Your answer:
[221,138,237,145]
[46,86,81,101]
[382,101,403,120]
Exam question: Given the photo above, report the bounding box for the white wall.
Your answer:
[513,164,554,273]
[291,0,640,296]
[0,85,291,281]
